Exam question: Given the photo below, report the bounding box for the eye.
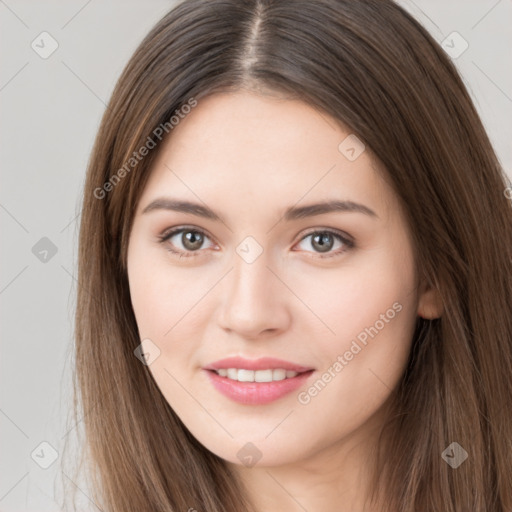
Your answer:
[294,229,354,259]
[158,226,354,260]
[158,226,216,258]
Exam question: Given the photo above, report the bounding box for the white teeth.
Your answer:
[238,369,254,382]
[215,368,301,382]
[255,369,273,382]
[272,369,286,381]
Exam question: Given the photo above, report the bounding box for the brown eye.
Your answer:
[180,230,205,251]
[159,227,214,258]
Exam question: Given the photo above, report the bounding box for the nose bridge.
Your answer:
[218,243,288,335]
[227,246,275,308]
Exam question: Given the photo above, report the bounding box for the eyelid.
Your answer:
[297,226,353,244]
[159,224,213,242]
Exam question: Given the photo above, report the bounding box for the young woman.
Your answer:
[66,0,512,510]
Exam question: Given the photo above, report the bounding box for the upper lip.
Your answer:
[204,356,314,373]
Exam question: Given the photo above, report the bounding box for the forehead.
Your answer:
[138,90,394,221]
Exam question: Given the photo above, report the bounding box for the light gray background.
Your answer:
[1,1,511,510]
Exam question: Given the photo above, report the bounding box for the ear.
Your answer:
[417,280,444,319]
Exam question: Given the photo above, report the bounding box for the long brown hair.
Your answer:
[63,0,512,510]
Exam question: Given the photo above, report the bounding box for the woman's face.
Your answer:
[127,90,439,468]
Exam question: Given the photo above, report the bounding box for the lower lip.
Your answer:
[204,369,314,405]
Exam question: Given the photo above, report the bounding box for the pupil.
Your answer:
[313,233,333,253]
[183,231,203,250]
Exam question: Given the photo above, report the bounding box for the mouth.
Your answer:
[203,356,315,405]
[210,367,306,382]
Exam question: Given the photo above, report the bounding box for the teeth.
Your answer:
[272,369,286,381]
[215,368,300,382]
[255,369,272,382]
[238,369,255,382]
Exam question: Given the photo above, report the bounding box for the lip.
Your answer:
[204,356,314,373]
[203,356,315,405]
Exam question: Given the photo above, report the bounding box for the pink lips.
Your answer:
[203,356,314,405]
[204,356,313,373]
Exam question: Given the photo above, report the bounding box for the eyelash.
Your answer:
[158,226,355,260]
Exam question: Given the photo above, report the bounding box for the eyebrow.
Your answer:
[141,198,378,221]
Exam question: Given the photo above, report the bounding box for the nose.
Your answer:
[217,249,291,339]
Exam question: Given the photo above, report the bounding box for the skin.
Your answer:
[126,89,443,512]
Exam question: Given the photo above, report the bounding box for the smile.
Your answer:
[214,368,299,382]
[203,356,315,405]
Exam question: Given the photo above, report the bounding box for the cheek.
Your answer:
[127,245,206,339]
[128,269,170,339]
[127,249,206,396]
[294,244,416,340]
[294,242,417,401]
